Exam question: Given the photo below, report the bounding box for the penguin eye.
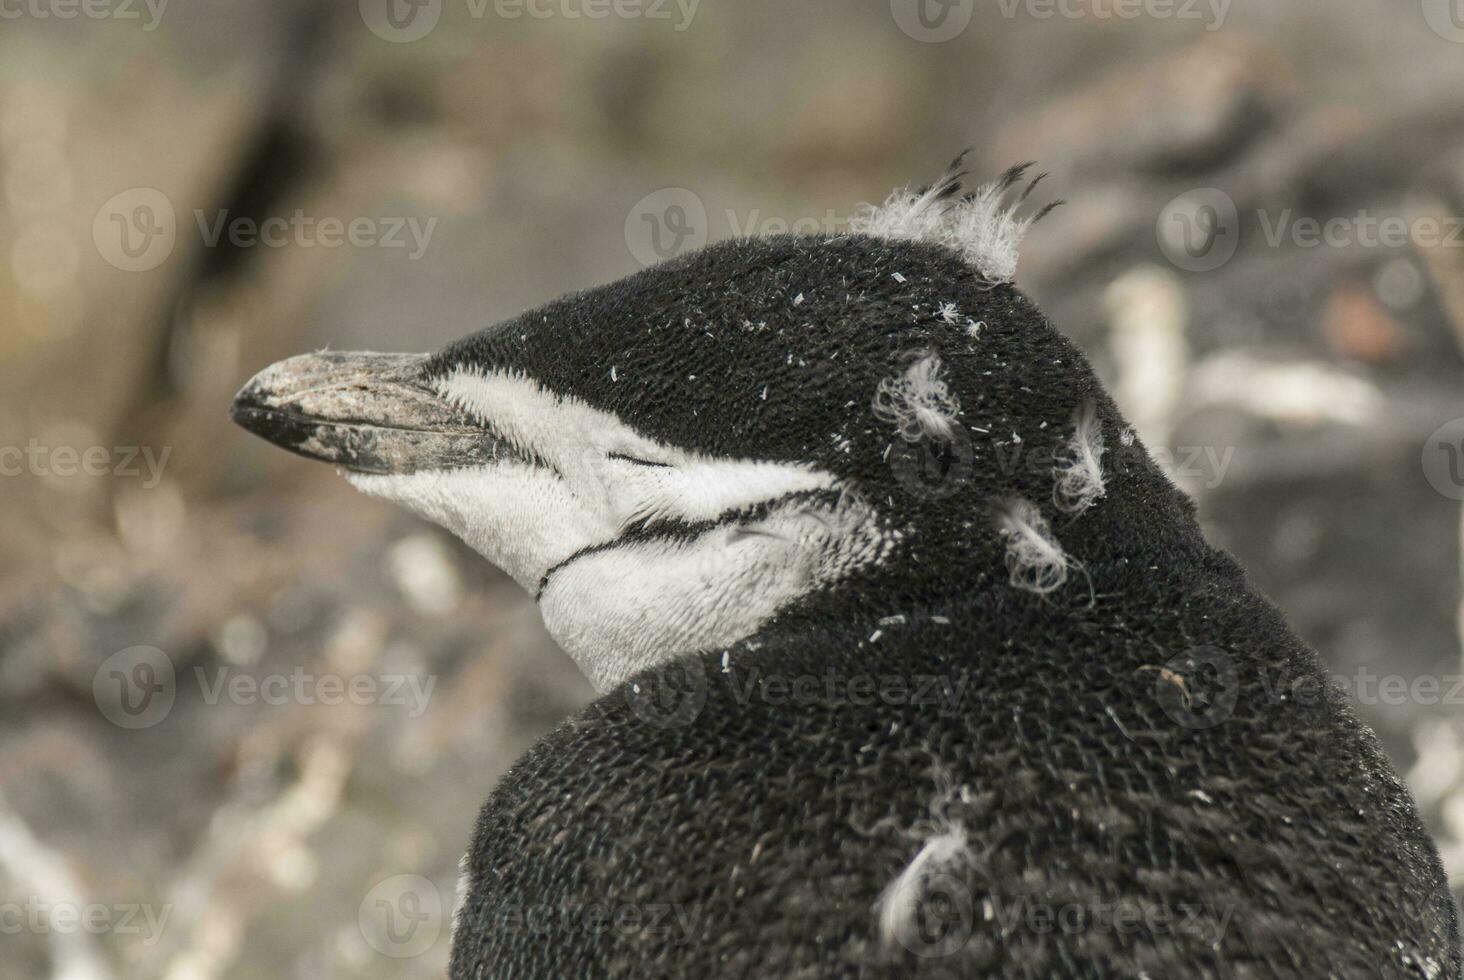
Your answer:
[606,452,672,469]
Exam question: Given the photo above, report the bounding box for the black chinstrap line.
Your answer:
[532,486,846,601]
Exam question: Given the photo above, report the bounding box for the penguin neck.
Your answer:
[746,531,1238,661]
[746,560,1016,655]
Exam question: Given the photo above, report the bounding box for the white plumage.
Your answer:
[872,352,961,443]
[850,156,1055,285]
[1053,399,1107,515]
[994,497,1071,595]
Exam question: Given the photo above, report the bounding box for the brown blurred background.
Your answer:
[3,0,1464,976]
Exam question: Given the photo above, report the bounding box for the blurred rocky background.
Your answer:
[3,0,1464,976]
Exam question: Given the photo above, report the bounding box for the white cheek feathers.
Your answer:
[348,463,614,592]
[538,494,890,692]
[349,367,894,693]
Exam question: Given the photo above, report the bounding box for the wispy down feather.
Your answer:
[874,825,970,950]
[994,497,1071,594]
[872,352,960,443]
[1052,399,1107,515]
[850,152,1062,284]
[873,766,972,952]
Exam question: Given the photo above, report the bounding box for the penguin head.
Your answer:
[233,160,1195,691]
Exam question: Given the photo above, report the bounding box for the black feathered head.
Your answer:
[233,158,1200,690]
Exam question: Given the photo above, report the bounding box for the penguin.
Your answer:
[232,158,1459,978]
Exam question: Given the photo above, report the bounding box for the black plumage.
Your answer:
[441,233,1458,978]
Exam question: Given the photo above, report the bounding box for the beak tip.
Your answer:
[228,391,250,428]
[229,378,271,438]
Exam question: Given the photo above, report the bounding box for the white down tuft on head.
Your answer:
[872,352,961,443]
[850,154,1060,284]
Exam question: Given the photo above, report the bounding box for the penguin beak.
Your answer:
[231,351,505,475]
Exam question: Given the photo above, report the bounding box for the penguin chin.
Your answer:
[350,463,892,693]
[347,462,606,593]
